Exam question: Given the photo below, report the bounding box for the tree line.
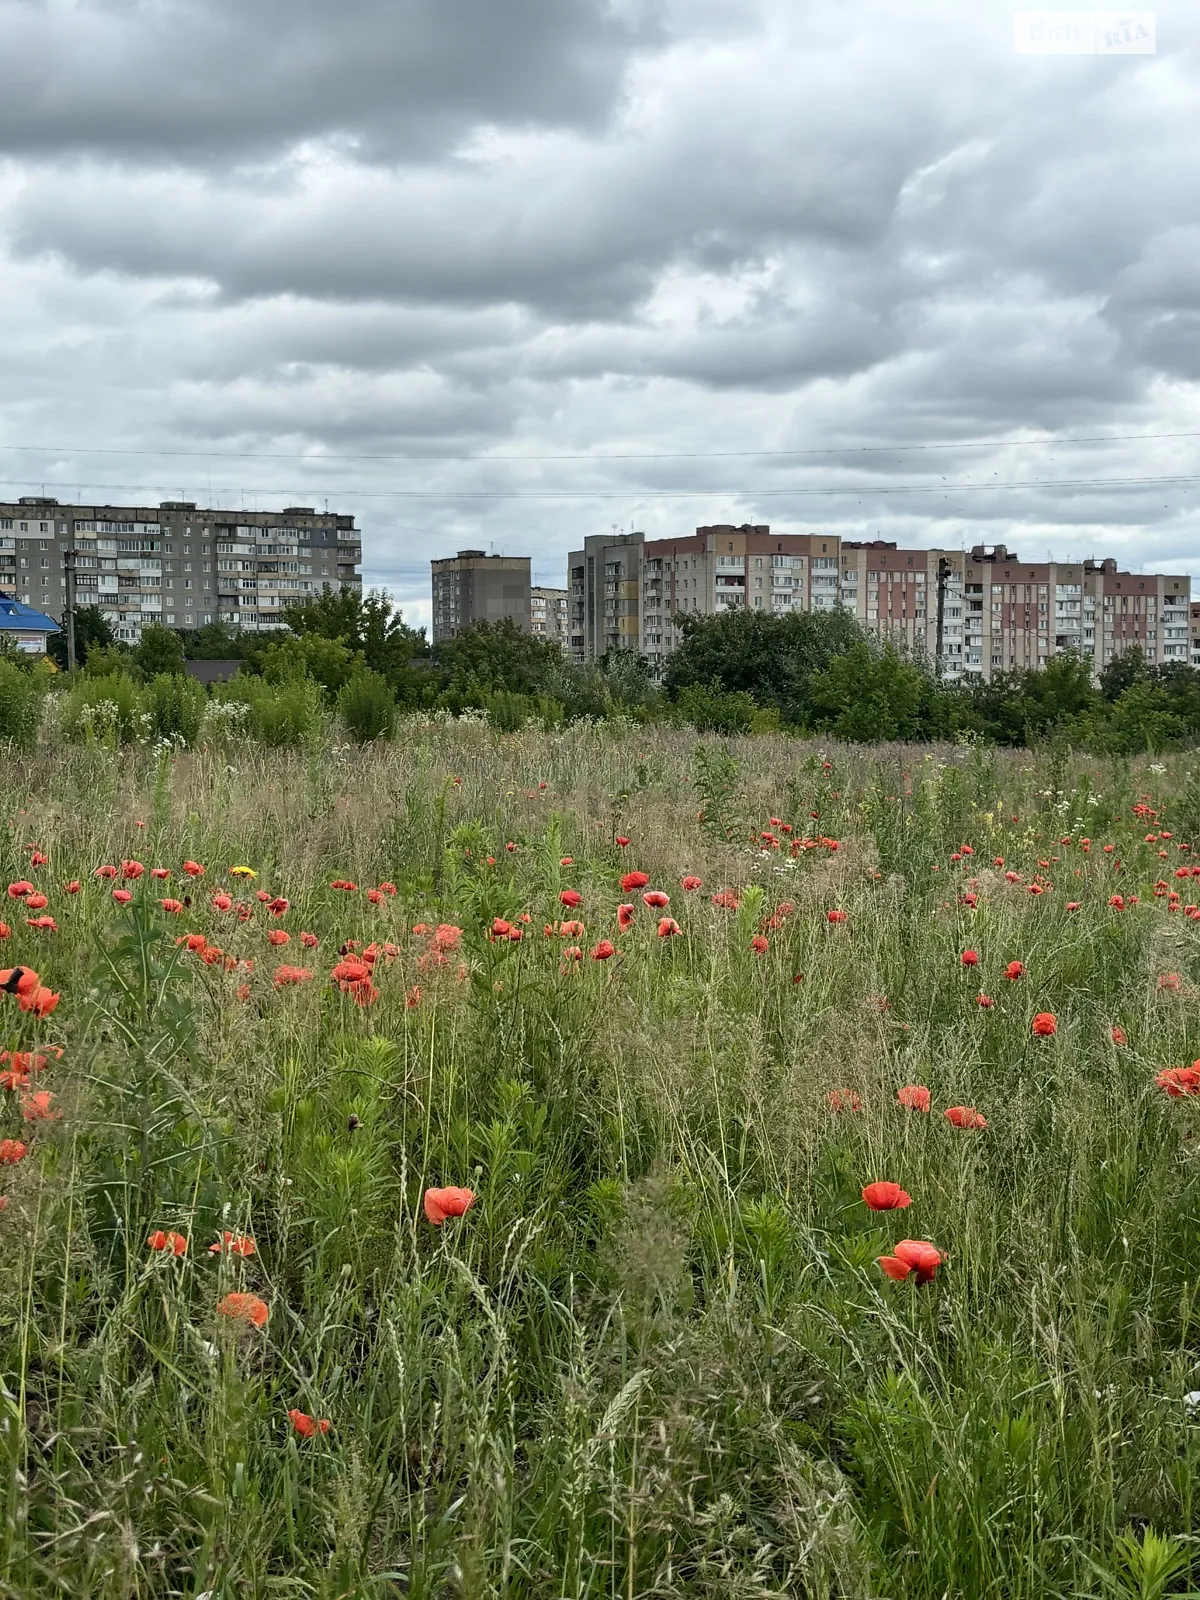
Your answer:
[42,591,1200,751]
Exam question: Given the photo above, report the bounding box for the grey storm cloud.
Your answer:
[3,0,1200,632]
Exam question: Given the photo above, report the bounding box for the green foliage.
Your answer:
[142,672,207,745]
[808,640,925,740]
[670,679,756,734]
[337,669,397,742]
[215,675,326,746]
[132,623,187,680]
[82,643,130,679]
[260,631,360,693]
[46,603,115,670]
[665,606,863,724]
[434,617,565,697]
[284,586,428,698]
[58,671,146,744]
[0,657,47,743]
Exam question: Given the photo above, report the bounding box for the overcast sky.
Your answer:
[1,0,1198,632]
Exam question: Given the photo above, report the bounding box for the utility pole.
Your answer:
[62,546,78,672]
[934,556,951,679]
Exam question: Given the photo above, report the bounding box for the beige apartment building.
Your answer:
[567,524,1189,682]
[0,496,362,644]
[531,586,569,648]
[430,551,531,643]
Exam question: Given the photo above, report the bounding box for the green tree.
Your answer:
[46,604,116,671]
[177,619,248,660]
[1099,646,1148,703]
[435,619,564,699]
[283,587,428,698]
[808,642,927,741]
[133,624,187,680]
[664,608,863,725]
[259,633,360,694]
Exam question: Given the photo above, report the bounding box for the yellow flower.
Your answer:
[229,865,257,879]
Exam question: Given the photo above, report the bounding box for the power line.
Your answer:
[1,428,1200,466]
[3,472,1200,501]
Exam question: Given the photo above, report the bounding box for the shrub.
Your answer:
[0,658,46,744]
[216,677,326,747]
[671,680,756,735]
[338,670,397,743]
[143,672,207,746]
[59,672,146,745]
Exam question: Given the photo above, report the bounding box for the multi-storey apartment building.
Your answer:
[430,551,531,643]
[531,586,569,648]
[0,496,362,644]
[567,524,1189,682]
[962,547,1190,675]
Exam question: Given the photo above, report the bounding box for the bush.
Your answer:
[670,680,756,735]
[59,672,146,745]
[338,670,397,743]
[483,689,565,732]
[0,659,46,744]
[216,677,326,747]
[143,672,207,746]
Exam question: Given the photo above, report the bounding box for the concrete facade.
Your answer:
[0,496,362,645]
[566,523,1190,683]
[431,551,531,642]
[531,586,569,648]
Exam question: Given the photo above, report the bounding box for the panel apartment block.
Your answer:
[0,496,362,644]
[531,586,569,648]
[431,551,531,643]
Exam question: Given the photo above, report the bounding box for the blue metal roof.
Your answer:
[0,594,59,634]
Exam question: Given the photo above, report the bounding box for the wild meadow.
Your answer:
[4,721,1200,1598]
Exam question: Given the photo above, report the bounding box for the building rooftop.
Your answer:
[0,594,58,633]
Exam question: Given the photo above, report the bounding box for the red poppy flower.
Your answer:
[896,1085,931,1112]
[6,881,33,899]
[24,892,47,911]
[0,1139,27,1165]
[621,871,650,892]
[266,929,290,947]
[216,1292,269,1328]
[976,993,994,1009]
[827,909,848,924]
[183,861,205,877]
[94,865,117,880]
[20,986,59,1017]
[710,890,740,910]
[750,934,769,954]
[366,888,383,905]
[1031,1012,1057,1037]
[300,932,318,949]
[878,1239,943,1285]
[211,893,233,911]
[0,967,41,999]
[147,1229,188,1256]
[111,888,133,905]
[1111,1025,1128,1045]
[28,850,48,867]
[826,1089,862,1112]
[1065,901,1081,912]
[1158,973,1182,992]
[273,965,314,988]
[121,861,144,881]
[288,1409,331,1437]
[491,918,513,939]
[616,903,635,931]
[590,940,615,961]
[1156,1065,1200,1097]
[961,949,979,967]
[559,890,582,909]
[406,984,422,1008]
[158,898,183,914]
[944,1105,987,1129]
[64,881,81,895]
[862,1181,912,1211]
[151,868,170,881]
[26,916,56,931]
[20,1090,59,1122]
[642,890,670,909]
[185,932,207,952]
[1004,961,1024,981]
[559,919,585,937]
[210,1231,256,1256]
[657,917,681,938]
[423,1186,475,1225]
[681,875,702,891]
[330,879,358,891]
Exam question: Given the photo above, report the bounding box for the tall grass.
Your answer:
[0,727,1199,1597]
